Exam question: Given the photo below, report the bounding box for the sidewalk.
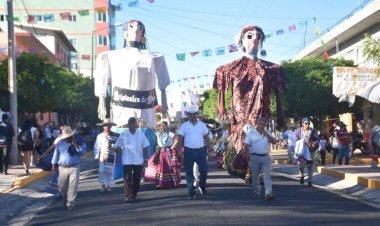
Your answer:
[271,148,380,191]
[0,151,93,194]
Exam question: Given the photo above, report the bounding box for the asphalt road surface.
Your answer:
[26,156,379,226]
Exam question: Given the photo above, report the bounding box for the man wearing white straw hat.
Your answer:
[177,106,212,200]
[51,126,87,211]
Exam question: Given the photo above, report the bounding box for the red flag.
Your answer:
[323,51,329,60]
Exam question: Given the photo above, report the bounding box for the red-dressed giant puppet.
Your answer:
[213,25,286,181]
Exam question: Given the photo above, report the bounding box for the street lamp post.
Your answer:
[7,0,18,164]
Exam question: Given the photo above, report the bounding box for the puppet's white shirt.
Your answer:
[94,47,170,128]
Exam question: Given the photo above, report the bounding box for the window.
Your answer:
[71,63,77,70]
[35,15,42,21]
[69,38,77,47]
[97,35,108,46]
[96,12,106,22]
[0,15,5,21]
[69,15,76,22]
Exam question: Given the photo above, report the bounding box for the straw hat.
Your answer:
[58,126,76,140]
[96,118,117,127]
[185,106,201,116]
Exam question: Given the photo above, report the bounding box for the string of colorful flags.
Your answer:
[172,20,324,61]
[5,4,122,23]
[168,74,215,90]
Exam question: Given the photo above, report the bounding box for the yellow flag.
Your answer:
[315,26,320,36]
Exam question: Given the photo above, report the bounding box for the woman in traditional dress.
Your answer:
[94,119,118,192]
[144,121,181,188]
[213,25,286,183]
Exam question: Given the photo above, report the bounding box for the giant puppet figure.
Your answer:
[94,20,170,128]
[213,25,286,181]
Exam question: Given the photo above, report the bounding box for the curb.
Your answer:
[318,166,380,191]
[0,151,93,195]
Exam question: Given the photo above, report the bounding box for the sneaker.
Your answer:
[100,185,106,192]
[25,170,31,175]
[30,163,37,168]
[265,193,275,200]
[106,187,112,192]
[67,205,75,211]
[299,176,304,185]
[124,198,134,203]
[199,187,207,196]
[307,182,313,187]
[189,192,196,200]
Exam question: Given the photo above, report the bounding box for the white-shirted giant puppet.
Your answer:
[95,20,170,128]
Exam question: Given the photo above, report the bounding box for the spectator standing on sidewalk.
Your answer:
[243,117,277,200]
[337,122,350,165]
[51,126,87,211]
[293,117,319,187]
[114,117,149,203]
[330,129,339,165]
[0,113,15,175]
[177,106,212,200]
[318,134,328,166]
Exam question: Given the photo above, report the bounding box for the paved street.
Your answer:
[19,155,379,226]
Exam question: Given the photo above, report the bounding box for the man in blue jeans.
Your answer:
[177,106,212,200]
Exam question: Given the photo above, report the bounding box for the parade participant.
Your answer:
[51,126,87,211]
[177,106,212,200]
[93,119,118,192]
[213,25,286,181]
[114,117,149,203]
[243,117,277,200]
[138,119,157,160]
[144,121,181,188]
[18,120,36,175]
[94,20,170,128]
[0,113,15,175]
[293,117,319,187]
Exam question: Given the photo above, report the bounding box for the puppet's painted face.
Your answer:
[242,30,262,52]
[125,21,144,42]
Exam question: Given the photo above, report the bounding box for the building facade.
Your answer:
[293,0,380,67]
[293,0,380,125]
[0,0,119,77]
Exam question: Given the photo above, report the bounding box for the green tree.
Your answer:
[363,33,380,73]
[0,53,98,123]
[202,88,231,119]
[282,57,363,121]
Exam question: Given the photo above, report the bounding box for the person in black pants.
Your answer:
[0,113,16,175]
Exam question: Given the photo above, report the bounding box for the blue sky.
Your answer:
[113,0,373,91]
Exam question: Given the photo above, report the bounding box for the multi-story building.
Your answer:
[293,0,380,67]
[293,0,380,125]
[0,0,120,77]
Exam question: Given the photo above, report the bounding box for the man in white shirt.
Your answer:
[115,117,149,203]
[177,106,212,200]
[243,117,277,200]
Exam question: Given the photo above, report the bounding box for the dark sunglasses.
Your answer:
[246,34,261,40]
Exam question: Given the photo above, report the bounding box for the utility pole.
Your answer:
[7,0,18,164]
